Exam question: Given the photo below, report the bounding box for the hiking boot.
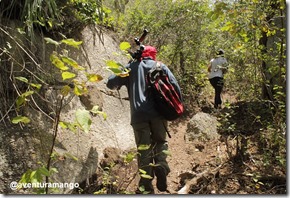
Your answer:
[154,166,167,192]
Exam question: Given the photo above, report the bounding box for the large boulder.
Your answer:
[0,24,136,194]
[185,112,220,143]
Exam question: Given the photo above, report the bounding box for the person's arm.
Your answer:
[221,58,229,74]
[106,74,128,90]
[207,62,212,72]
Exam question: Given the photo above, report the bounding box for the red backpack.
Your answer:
[147,62,184,121]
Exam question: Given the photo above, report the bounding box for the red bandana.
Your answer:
[141,46,157,60]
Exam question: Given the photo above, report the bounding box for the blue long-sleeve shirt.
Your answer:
[107,58,182,124]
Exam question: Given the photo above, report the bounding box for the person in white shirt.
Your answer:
[207,49,228,109]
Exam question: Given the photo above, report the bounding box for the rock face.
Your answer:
[185,112,220,143]
[0,24,136,194]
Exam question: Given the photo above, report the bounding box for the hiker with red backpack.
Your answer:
[207,49,228,109]
[106,44,182,193]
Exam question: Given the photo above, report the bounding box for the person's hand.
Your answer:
[118,72,130,77]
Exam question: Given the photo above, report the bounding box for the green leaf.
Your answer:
[30,83,42,89]
[70,123,79,132]
[106,67,123,74]
[75,109,92,133]
[44,37,60,46]
[47,20,53,28]
[12,116,31,124]
[61,39,83,49]
[90,105,100,113]
[21,91,34,97]
[138,144,151,151]
[123,152,136,163]
[59,121,68,129]
[38,167,50,177]
[61,56,80,69]
[19,169,33,184]
[17,28,26,35]
[64,153,79,161]
[120,42,131,51]
[49,168,59,174]
[62,71,76,80]
[73,84,87,96]
[90,106,107,120]
[86,73,103,82]
[16,96,26,108]
[30,170,42,183]
[15,76,28,83]
[139,169,147,174]
[162,150,171,156]
[140,174,153,179]
[50,54,69,71]
[61,85,71,96]
[105,60,122,68]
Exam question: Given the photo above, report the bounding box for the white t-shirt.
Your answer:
[208,56,228,79]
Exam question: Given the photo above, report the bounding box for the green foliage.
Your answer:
[11,116,31,124]
[106,42,131,77]
[1,0,114,38]
[139,169,152,180]
[75,109,92,133]
[18,165,58,193]
[9,37,106,194]
[137,144,151,151]
[69,0,114,27]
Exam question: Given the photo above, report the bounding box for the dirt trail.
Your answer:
[151,118,227,194]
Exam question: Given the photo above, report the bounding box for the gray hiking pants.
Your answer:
[132,117,170,192]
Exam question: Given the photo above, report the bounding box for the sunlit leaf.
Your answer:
[16,96,26,108]
[162,150,171,156]
[49,168,58,174]
[30,83,42,89]
[50,54,69,71]
[86,73,103,82]
[59,121,68,129]
[38,167,50,177]
[105,60,122,68]
[73,84,87,96]
[11,116,31,124]
[61,56,79,69]
[62,71,76,80]
[61,39,83,49]
[17,28,26,35]
[19,169,33,184]
[139,169,147,174]
[138,144,151,151]
[67,123,78,133]
[90,106,107,120]
[44,37,60,46]
[140,174,153,179]
[15,76,28,83]
[47,20,53,28]
[64,153,79,161]
[120,42,131,51]
[123,152,136,163]
[21,91,34,97]
[106,67,123,74]
[75,109,92,133]
[61,85,71,96]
